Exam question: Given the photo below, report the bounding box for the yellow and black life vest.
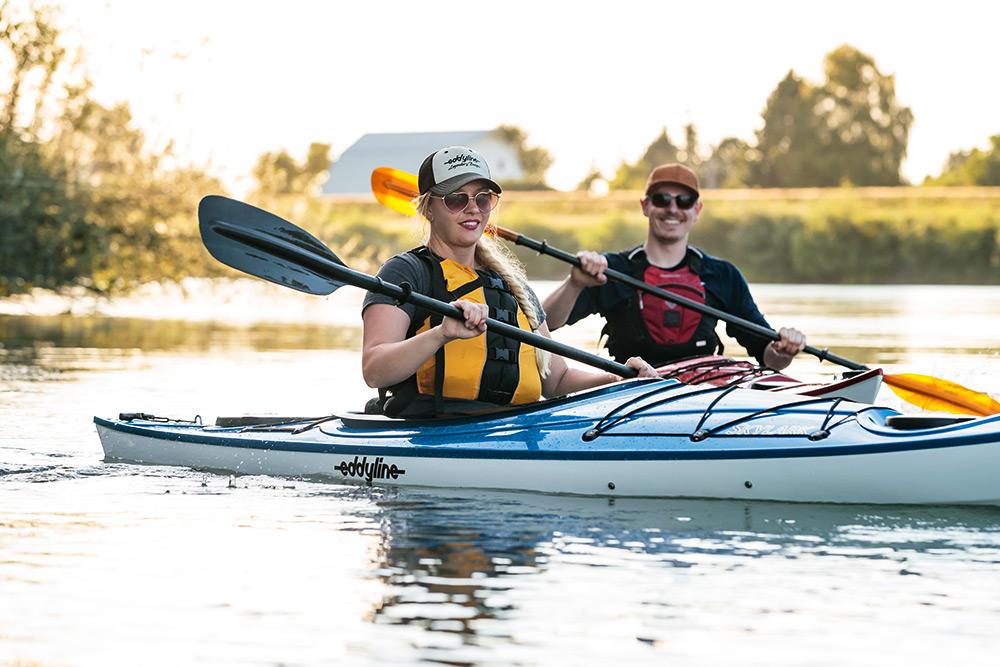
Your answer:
[382,247,542,416]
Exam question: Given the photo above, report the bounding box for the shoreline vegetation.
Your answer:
[256,186,1000,285]
[3,186,999,301]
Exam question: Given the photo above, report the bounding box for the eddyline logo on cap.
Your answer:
[418,146,503,195]
[646,163,700,196]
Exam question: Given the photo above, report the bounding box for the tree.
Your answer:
[56,93,224,291]
[576,163,604,191]
[749,46,913,187]
[1,2,223,295]
[576,163,605,191]
[250,142,332,196]
[0,1,65,132]
[610,128,680,190]
[815,45,913,185]
[609,124,707,190]
[701,137,754,188]
[747,71,827,187]
[678,123,702,168]
[493,125,553,189]
[574,162,611,196]
[926,134,1000,186]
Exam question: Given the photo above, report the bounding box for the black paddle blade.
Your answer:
[198,195,346,295]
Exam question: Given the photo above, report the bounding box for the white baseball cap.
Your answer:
[418,146,503,195]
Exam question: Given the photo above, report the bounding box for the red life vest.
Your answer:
[601,246,723,366]
[639,263,708,346]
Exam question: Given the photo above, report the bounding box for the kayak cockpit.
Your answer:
[857,410,987,434]
[883,414,977,430]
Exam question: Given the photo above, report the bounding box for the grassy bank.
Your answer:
[260,187,1000,285]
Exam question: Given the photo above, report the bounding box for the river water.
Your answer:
[2,281,1000,665]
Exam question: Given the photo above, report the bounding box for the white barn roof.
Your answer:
[323,130,524,196]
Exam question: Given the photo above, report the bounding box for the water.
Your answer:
[3,281,1000,665]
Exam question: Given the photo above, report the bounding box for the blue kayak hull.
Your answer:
[94,379,1000,505]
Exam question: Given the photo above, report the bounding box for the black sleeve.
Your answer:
[717,263,773,364]
[566,252,633,325]
[361,254,430,322]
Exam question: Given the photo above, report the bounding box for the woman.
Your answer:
[362,146,657,416]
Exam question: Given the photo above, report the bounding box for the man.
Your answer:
[542,163,806,370]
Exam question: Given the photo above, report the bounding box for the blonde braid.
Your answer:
[416,192,550,379]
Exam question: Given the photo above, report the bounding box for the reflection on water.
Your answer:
[2,283,1000,665]
[368,494,545,636]
[4,280,1000,373]
[361,489,1000,664]
[0,314,360,355]
[2,470,998,665]
[369,487,1000,588]
[750,284,1000,367]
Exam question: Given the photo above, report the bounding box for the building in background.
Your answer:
[322,130,523,196]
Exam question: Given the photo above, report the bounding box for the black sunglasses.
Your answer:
[433,190,500,213]
[647,192,699,210]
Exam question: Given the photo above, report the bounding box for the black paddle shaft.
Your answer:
[506,231,868,372]
[365,273,637,378]
[201,206,638,378]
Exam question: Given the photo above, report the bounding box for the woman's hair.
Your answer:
[415,192,550,379]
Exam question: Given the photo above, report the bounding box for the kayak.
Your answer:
[657,356,882,403]
[94,378,999,506]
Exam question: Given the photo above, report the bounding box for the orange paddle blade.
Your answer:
[884,373,1000,417]
[371,167,418,217]
[370,166,507,239]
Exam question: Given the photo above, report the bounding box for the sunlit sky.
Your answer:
[51,0,1000,192]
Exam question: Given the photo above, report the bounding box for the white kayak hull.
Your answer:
[96,380,1000,507]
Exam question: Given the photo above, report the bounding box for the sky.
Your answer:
[46,0,1000,193]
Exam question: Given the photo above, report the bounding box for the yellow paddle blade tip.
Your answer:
[885,373,1000,417]
[371,167,418,217]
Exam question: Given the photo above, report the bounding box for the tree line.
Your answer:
[586,45,996,190]
[2,4,998,299]
[255,44,998,195]
[280,44,996,194]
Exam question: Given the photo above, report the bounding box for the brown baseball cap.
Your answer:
[645,163,700,196]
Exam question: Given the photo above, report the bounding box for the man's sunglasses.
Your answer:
[647,192,699,210]
[433,190,500,213]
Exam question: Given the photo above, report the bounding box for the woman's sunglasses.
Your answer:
[647,192,699,210]
[433,190,500,213]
